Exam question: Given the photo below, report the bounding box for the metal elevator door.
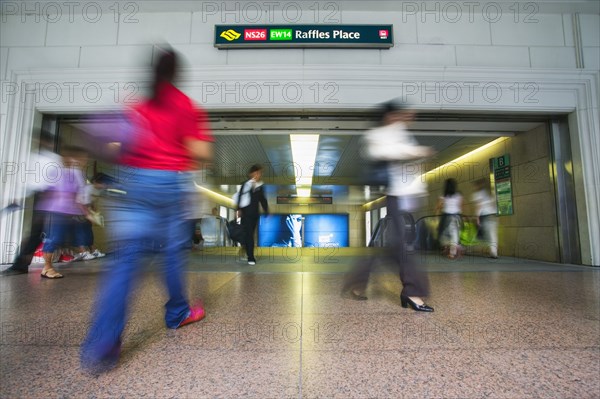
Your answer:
[550,118,581,264]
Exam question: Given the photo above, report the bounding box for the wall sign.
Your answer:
[215,25,393,49]
[492,155,514,215]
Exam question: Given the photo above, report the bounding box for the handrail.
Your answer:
[199,215,233,247]
[369,214,487,250]
[414,214,482,224]
[414,214,488,250]
[368,213,416,248]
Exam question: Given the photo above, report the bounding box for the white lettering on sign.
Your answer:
[295,30,330,39]
[294,29,361,40]
[332,30,360,39]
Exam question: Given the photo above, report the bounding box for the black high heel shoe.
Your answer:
[341,288,367,300]
[350,290,368,301]
[401,295,434,312]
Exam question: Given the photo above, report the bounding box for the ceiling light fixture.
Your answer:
[423,137,509,177]
[296,187,312,197]
[290,134,320,197]
[194,183,235,206]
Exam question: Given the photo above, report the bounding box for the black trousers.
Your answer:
[12,210,47,270]
[241,214,258,261]
[344,195,430,297]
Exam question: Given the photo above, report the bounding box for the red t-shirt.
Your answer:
[120,83,213,171]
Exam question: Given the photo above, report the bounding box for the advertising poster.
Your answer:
[258,214,349,247]
[303,214,349,248]
[258,214,304,247]
[495,179,514,215]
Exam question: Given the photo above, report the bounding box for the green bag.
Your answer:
[460,221,479,246]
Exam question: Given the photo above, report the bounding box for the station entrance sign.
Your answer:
[215,25,393,49]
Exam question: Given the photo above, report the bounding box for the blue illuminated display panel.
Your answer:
[258,214,349,247]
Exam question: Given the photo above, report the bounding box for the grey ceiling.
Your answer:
[205,113,544,202]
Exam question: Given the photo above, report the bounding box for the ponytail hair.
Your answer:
[151,48,177,102]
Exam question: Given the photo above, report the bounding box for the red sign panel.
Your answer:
[244,29,267,40]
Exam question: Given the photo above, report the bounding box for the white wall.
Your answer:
[1,5,598,73]
[1,4,599,134]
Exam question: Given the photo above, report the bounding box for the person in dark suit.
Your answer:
[236,164,269,265]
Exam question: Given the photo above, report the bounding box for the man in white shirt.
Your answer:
[236,164,269,265]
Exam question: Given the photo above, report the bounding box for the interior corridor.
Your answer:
[1,252,599,398]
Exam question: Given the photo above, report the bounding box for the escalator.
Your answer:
[368,214,416,248]
[370,214,488,255]
[196,215,233,247]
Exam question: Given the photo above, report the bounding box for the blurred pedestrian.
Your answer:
[37,145,89,278]
[236,164,269,265]
[436,178,463,259]
[472,178,498,258]
[73,176,106,260]
[343,100,435,312]
[1,133,62,276]
[80,48,213,373]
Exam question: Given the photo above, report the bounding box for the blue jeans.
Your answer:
[81,168,195,364]
[42,212,76,253]
[74,218,93,247]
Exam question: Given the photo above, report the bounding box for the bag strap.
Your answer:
[237,180,247,208]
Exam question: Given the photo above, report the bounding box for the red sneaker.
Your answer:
[33,243,43,257]
[177,305,205,329]
[32,244,44,263]
[58,253,75,263]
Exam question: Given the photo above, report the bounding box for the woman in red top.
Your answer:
[81,49,213,373]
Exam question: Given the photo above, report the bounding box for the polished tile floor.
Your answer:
[1,250,599,398]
